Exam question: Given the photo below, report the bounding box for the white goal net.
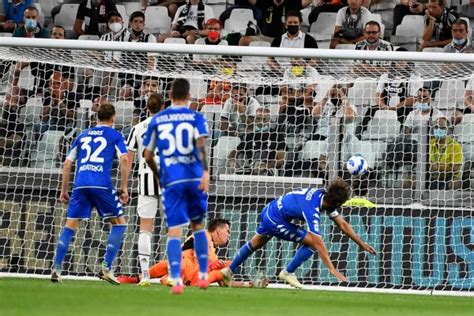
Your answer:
[0,38,472,294]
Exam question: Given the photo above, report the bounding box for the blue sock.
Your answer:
[286,246,315,273]
[229,241,255,273]
[54,227,75,271]
[193,229,208,278]
[103,225,127,270]
[167,237,182,280]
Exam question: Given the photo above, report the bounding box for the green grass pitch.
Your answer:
[1,278,472,316]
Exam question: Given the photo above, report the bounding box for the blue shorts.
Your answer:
[256,205,307,243]
[162,181,207,228]
[67,187,124,219]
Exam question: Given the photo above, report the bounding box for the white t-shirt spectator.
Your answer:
[317,99,357,138]
[335,6,371,38]
[404,108,444,143]
[172,4,214,30]
[193,37,228,61]
[221,96,259,132]
[376,74,423,108]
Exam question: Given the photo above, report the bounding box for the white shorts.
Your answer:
[137,195,159,219]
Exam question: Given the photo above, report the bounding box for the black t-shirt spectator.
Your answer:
[271,32,318,48]
[76,0,117,36]
[257,0,303,38]
[425,8,458,41]
[237,130,286,162]
[43,91,80,127]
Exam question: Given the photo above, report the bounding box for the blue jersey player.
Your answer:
[51,103,131,285]
[221,177,376,288]
[143,78,210,294]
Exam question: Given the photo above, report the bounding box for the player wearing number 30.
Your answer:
[126,93,164,286]
[51,103,131,285]
[221,177,377,289]
[143,78,210,295]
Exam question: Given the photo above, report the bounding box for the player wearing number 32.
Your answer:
[143,78,210,295]
[51,103,131,285]
[221,177,377,289]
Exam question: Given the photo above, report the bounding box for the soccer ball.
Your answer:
[346,156,368,176]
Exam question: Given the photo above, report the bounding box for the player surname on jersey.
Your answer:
[127,117,160,196]
[154,113,196,123]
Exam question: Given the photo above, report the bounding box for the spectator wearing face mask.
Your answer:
[220,84,260,136]
[74,0,117,37]
[227,107,286,176]
[12,6,48,38]
[193,18,228,65]
[429,116,463,190]
[268,10,318,73]
[443,19,473,53]
[311,84,357,141]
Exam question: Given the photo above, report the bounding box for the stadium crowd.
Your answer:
[0,0,473,191]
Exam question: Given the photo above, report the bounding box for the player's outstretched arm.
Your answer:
[196,137,209,192]
[306,233,347,282]
[332,216,376,255]
[60,159,73,203]
[119,154,130,205]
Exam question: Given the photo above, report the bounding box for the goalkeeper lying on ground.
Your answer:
[118,218,268,288]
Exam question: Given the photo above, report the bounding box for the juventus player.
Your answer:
[126,93,164,286]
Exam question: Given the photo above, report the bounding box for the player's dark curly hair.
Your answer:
[208,218,231,232]
[325,177,351,208]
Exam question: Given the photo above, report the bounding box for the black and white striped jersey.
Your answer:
[126,117,160,196]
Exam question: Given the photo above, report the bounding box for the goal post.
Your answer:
[0,37,473,295]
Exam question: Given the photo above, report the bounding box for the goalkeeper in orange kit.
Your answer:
[118,218,267,288]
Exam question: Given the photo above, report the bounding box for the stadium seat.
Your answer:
[200,104,221,131]
[30,130,64,169]
[0,32,12,37]
[18,97,43,126]
[34,3,45,25]
[362,110,400,142]
[432,79,465,111]
[314,76,335,103]
[164,37,186,44]
[347,79,378,107]
[18,66,35,91]
[395,15,424,37]
[301,140,327,160]
[124,2,141,16]
[204,0,227,18]
[78,35,100,41]
[186,73,208,99]
[114,101,134,128]
[335,44,356,50]
[144,6,171,33]
[238,41,270,71]
[224,8,256,34]
[249,41,271,47]
[54,3,80,31]
[454,114,474,143]
[300,7,311,31]
[422,47,444,52]
[212,136,241,175]
[116,5,129,25]
[309,12,337,40]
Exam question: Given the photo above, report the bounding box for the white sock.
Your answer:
[138,230,152,279]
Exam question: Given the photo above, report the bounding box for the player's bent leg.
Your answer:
[149,260,169,279]
[190,221,209,289]
[99,216,127,285]
[167,226,184,293]
[51,219,81,283]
